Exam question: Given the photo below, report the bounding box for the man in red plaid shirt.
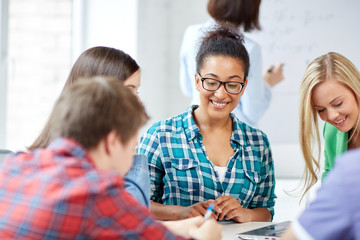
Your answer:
[0,77,222,240]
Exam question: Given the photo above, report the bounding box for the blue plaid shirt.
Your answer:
[137,106,276,217]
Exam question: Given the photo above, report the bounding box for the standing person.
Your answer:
[179,0,284,126]
[138,26,276,222]
[299,52,360,197]
[280,148,360,240]
[29,46,150,207]
[0,77,222,240]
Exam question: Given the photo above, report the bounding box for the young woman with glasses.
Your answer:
[138,26,276,223]
[179,0,284,127]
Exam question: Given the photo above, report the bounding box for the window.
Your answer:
[6,0,72,150]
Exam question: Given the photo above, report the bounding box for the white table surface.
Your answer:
[221,222,275,240]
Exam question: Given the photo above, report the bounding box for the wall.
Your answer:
[252,0,360,144]
[137,0,360,179]
[137,0,208,131]
[136,0,312,221]
[248,0,360,178]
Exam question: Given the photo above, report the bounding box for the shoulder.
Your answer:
[232,115,270,147]
[243,35,261,54]
[323,122,347,144]
[146,110,188,135]
[182,19,217,45]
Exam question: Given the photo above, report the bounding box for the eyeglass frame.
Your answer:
[197,73,246,94]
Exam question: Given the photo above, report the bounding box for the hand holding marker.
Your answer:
[265,63,285,87]
[267,63,284,72]
[202,203,215,226]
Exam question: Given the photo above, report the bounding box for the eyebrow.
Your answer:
[202,73,243,81]
[313,96,343,108]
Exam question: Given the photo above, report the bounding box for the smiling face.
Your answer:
[195,55,246,121]
[312,79,359,132]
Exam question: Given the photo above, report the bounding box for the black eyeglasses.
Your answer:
[197,73,246,94]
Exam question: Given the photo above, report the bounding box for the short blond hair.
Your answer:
[49,76,148,149]
[299,52,360,197]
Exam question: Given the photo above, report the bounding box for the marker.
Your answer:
[201,203,214,226]
[267,63,285,73]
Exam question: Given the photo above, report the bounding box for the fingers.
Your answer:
[207,200,222,218]
[189,219,223,240]
[188,216,204,226]
[215,196,242,221]
[188,201,215,218]
[263,63,284,86]
[266,64,275,73]
[274,63,284,78]
[223,208,243,222]
[189,210,205,218]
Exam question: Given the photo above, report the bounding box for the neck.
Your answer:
[193,106,232,131]
[87,142,111,171]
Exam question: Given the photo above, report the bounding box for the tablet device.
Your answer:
[237,221,291,240]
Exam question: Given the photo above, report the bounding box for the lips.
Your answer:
[211,100,228,107]
[333,116,346,125]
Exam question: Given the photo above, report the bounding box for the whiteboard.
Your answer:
[246,0,360,143]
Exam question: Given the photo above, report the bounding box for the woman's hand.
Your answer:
[189,217,223,240]
[215,196,251,222]
[162,216,222,240]
[263,63,284,87]
[180,200,221,219]
[215,196,272,222]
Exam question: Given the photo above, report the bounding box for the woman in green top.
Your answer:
[299,52,360,197]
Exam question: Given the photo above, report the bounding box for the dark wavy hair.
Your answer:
[207,0,261,32]
[196,25,250,80]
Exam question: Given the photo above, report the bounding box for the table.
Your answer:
[221,222,275,240]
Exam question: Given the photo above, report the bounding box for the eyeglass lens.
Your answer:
[203,78,243,94]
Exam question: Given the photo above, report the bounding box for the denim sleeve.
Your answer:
[124,154,150,208]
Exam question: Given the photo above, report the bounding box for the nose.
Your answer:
[326,108,339,121]
[214,84,227,98]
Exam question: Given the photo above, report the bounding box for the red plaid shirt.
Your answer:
[0,138,186,239]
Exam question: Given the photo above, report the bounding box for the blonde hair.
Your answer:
[299,52,360,198]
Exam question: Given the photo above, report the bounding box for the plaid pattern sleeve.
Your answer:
[85,181,185,239]
[138,106,276,217]
[238,124,276,217]
[0,138,186,240]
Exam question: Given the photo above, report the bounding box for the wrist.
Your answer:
[243,208,253,222]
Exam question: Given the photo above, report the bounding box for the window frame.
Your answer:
[0,0,9,148]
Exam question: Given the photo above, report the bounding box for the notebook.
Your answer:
[237,221,291,240]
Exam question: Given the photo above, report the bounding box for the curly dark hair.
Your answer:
[196,25,250,79]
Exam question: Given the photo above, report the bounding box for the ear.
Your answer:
[104,130,121,156]
[195,73,201,92]
[240,78,248,96]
